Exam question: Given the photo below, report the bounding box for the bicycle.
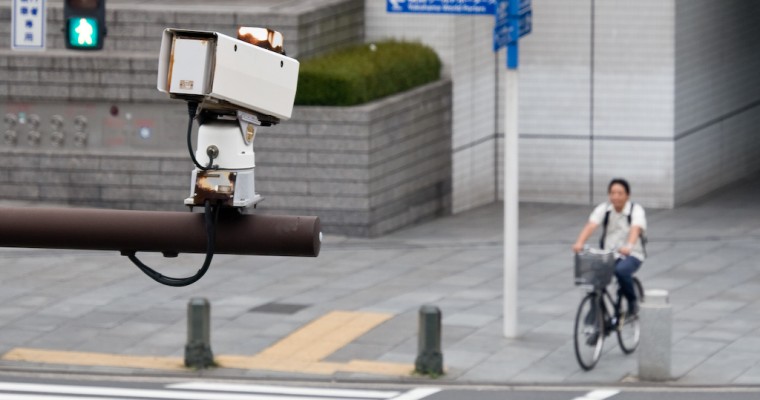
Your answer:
[573,248,644,371]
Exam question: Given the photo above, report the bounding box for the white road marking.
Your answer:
[390,388,441,400]
[0,394,129,400]
[167,382,401,399]
[0,381,369,400]
[573,389,621,400]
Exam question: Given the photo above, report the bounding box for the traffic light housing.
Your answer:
[64,0,106,50]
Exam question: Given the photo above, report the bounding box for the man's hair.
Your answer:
[608,178,630,195]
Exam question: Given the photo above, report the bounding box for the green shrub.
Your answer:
[295,41,442,106]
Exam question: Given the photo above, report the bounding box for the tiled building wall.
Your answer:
[497,0,676,208]
[674,0,760,204]
[365,2,498,213]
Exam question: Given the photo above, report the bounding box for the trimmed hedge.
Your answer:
[295,41,442,106]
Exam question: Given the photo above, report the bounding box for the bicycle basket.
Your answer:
[574,251,616,288]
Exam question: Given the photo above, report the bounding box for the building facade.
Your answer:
[368,0,760,209]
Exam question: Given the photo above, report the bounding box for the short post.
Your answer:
[184,298,214,369]
[638,289,671,381]
[415,304,443,376]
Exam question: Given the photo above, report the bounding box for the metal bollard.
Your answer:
[415,305,443,376]
[184,298,214,369]
[638,289,671,381]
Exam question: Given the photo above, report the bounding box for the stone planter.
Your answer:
[257,79,453,237]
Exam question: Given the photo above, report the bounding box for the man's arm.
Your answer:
[572,222,598,253]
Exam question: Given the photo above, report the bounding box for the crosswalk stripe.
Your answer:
[0,394,130,400]
[0,382,368,400]
[573,389,620,400]
[389,388,441,400]
[167,382,401,399]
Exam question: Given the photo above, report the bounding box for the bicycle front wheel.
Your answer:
[574,293,604,370]
[617,277,644,354]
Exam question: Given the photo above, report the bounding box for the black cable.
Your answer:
[124,200,220,287]
[186,102,215,171]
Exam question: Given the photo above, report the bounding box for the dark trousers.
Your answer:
[615,256,642,306]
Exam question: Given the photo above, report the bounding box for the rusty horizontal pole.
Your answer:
[0,207,320,257]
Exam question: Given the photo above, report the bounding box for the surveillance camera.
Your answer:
[156,28,299,123]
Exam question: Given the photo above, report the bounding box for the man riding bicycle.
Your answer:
[572,178,647,315]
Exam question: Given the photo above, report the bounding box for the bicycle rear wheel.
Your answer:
[574,293,604,370]
[617,277,644,354]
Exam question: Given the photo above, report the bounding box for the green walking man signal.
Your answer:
[64,0,106,50]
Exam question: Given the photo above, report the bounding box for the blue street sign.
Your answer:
[495,0,530,25]
[493,10,531,51]
[387,0,496,15]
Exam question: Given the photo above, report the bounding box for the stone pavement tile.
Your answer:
[8,295,58,308]
[35,301,100,319]
[377,351,413,364]
[450,288,501,301]
[211,332,278,356]
[432,298,482,313]
[281,288,358,307]
[109,321,166,337]
[126,307,184,325]
[671,353,708,379]
[76,311,133,329]
[722,337,760,353]
[8,314,67,333]
[23,324,101,350]
[567,342,638,383]
[443,313,498,328]
[74,334,143,354]
[326,342,400,363]
[448,333,512,354]
[443,349,501,375]
[509,344,579,383]
[362,290,452,314]
[673,337,728,358]
[675,306,731,324]
[689,328,745,342]
[672,320,707,342]
[455,360,527,382]
[733,364,760,385]
[387,336,417,354]
[441,325,478,346]
[677,350,760,384]
[352,312,415,348]
[0,306,39,325]
[528,317,574,337]
[0,327,44,348]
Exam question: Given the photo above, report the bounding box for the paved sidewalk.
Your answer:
[1,177,760,385]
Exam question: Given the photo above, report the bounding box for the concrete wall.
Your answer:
[0,0,364,58]
[674,0,760,204]
[0,80,453,237]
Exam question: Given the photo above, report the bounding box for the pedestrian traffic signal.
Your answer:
[64,0,106,50]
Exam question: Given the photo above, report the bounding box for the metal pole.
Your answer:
[185,297,214,369]
[415,304,443,376]
[0,207,320,257]
[503,45,519,339]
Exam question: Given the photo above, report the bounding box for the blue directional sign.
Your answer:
[387,0,496,15]
[493,10,531,51]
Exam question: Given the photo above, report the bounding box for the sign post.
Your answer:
[11,0,46,51]
[387,0,531,339]
[494,0,530,339]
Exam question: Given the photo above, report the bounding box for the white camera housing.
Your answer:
[157,28,300,122]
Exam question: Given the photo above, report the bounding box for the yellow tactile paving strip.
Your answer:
[1,311,414,376]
